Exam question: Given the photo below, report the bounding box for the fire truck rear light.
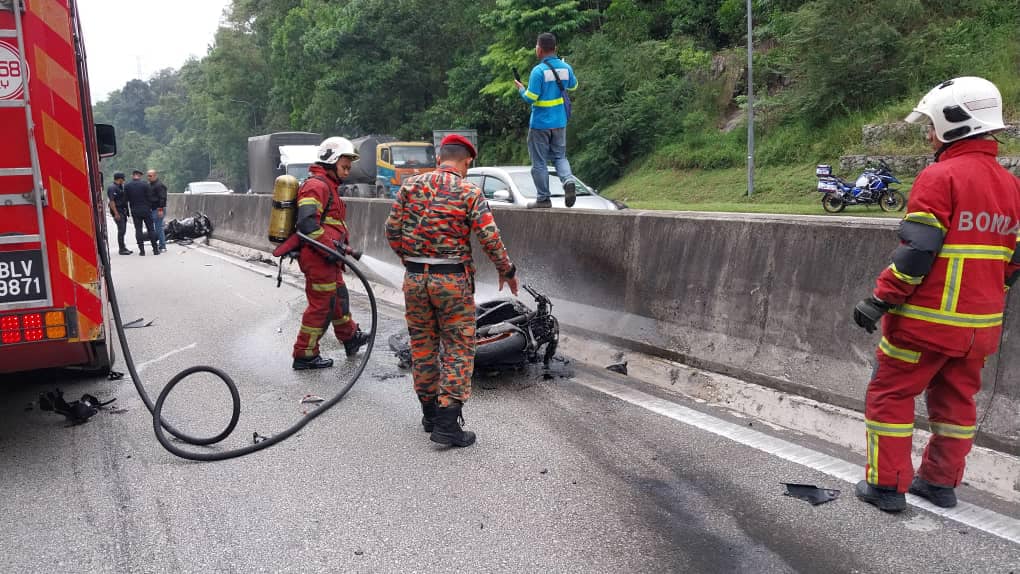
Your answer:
[22,313,43,341]
[1,315,21,344]
[45,311,67,339]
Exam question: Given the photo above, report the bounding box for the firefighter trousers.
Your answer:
[403,271,475,408]
[291,250,358,359]
[864,335,983,492]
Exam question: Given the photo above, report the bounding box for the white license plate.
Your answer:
[0,250,47,304]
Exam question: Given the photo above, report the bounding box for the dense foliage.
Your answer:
[93,0,1020,194]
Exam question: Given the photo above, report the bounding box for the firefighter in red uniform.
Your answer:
[852,77,1020,512]
[291,137,370,370]
[385,134,518,448]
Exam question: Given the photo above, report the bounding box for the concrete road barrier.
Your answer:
[169,194,1020,455]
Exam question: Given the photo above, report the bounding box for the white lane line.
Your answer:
[575,376,1020,546]
[136,343,198,374]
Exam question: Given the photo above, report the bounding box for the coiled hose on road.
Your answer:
[94,216,377,461]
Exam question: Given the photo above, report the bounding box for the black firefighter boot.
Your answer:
[909,476,957,508]
[138,244,146,256]
[419,397,437,433]
[430,401,476,447]
[343,328,370,358]
[855,480,906,513]
[292,355,334,370]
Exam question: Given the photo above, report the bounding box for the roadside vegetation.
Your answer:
[93,0,1020,215]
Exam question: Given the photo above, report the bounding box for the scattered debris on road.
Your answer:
[123,318,154,329]
[300,394,325,404]
[782,482,841,506]
[606,361,628,375]
[38,389,117,424]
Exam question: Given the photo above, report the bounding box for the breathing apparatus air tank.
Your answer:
[268,175,299,243]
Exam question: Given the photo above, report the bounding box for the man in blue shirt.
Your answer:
[514,32,578,209]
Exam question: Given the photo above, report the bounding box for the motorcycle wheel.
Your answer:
[475,332,528,367]
[880,190,906,212]
[821,194,846,213]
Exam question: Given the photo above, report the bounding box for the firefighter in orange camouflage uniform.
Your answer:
[291,137,370,370]
[385,134,518,448]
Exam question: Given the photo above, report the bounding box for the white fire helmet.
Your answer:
[905,76,1006,143]
[316,137,360,164]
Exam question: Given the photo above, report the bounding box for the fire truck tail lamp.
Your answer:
[0,309,72,345]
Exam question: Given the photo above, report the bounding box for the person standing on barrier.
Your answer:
[514,32,578,209]
[291,137,370,370]
[385,134,518,448]
[147,170,168,253]
[124,170,159,256]
[852,77,1020,512]
[106,172,131,255]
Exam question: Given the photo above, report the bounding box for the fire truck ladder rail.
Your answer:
[1,0,54,310]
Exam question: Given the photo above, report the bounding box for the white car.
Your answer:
[465,166,623,210]
[184,181,232,194]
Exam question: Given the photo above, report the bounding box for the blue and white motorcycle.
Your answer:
[816,160,906,213]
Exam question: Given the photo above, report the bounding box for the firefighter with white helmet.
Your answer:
[853,77,1020,511]
[290,136,370,369]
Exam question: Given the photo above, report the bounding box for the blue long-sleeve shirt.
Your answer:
[518,56,577,130]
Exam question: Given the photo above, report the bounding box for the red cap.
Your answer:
[439,134,477,158]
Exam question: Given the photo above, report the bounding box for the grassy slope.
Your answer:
[602,161,916,217]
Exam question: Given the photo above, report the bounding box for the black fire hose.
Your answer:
[94,216,377,461]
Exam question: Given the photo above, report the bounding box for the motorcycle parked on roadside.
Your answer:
[815,160,906,214]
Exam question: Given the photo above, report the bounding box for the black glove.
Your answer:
[853,296,892,333]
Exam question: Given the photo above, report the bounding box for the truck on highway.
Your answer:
[340,135,436,198]
[1,0,119,374]
[246,131,322,194]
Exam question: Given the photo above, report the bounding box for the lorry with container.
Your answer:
[246,131,322,194]
[1,0,120,374]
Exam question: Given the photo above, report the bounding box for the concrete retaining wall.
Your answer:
[169,194,1020,454]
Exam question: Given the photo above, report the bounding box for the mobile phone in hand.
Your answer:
[512,67,521,83]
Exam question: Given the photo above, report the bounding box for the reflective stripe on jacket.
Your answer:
[874,139,1020,356]
[519,56,577,130]
[295,164,347,248]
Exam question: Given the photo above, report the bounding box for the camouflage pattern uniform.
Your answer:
[385,166,514,407]
[292,164,359,358]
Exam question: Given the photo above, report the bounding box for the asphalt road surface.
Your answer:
[2,242,1019,573]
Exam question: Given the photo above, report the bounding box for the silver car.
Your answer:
[465,166,623,210]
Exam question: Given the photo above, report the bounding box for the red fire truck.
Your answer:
[0,0,118,374]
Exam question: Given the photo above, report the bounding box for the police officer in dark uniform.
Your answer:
[123,169,159,256]
[106,172,131,255]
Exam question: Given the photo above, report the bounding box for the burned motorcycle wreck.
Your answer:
[389,285,559,371]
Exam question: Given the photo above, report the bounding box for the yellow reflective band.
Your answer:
[300,325,325,335]
[879,337,921,364]
[867,430,879,484]
[323,217,343,225]
[567,82,578,92]
[298,197,322,208]
[311,282,337,292]
[889,304,1002,328]
[940,257,963,313]
[930,421,976,439]
[307,228,325,239]
[534,98,565,108]
[939,244,1014,261]
[331,314,352,325]
[889,263,923,285]
[523,90,539,102]
[904,212,948,233]
[866,419,914,437]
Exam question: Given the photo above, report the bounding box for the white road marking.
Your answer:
[575,376,1020,546]
[136,343,198,374]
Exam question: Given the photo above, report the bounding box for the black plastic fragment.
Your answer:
[782,482,841,506]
